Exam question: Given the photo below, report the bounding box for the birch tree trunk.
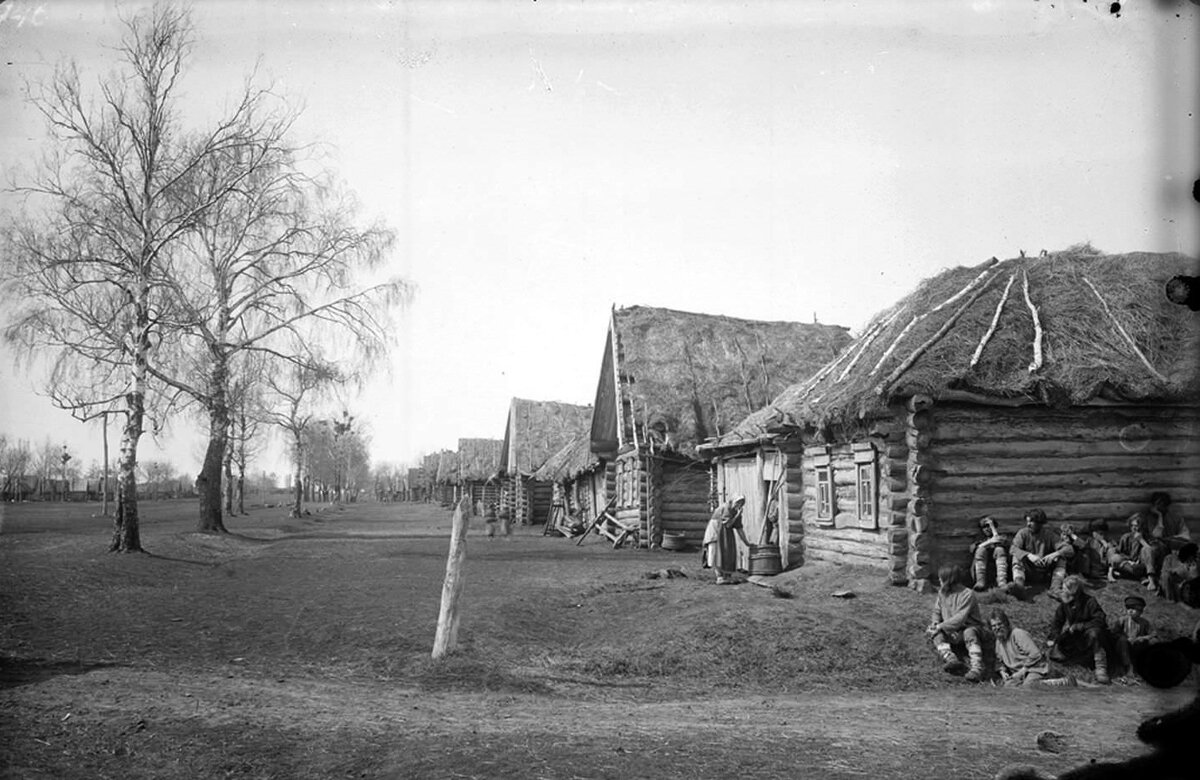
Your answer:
[197,354,230,533]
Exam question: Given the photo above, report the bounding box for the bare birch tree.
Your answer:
[1,3,279,551]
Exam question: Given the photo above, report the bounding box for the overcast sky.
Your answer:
[1,0,1197,479]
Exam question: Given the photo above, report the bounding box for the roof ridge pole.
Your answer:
[878,271,1000,396]
[869,259,1000,377]
[1021,269,1044,372]
[610,306,625,450]
[837,305,907,382]
[1082,275,1169,383]
[969,272,1017,368]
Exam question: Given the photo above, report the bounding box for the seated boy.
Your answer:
[1109,595,1155,679]
[1107,513,1151,582]
[927,564,992,683]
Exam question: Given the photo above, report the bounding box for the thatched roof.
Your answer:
[709,248,1200,446]
[457,438,503,483]
[500,398,594,477]
[591,305,852,458]
[422,452,445,485]
[533,433,600,482]
[435,450,459,484]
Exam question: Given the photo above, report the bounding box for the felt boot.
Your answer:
[1094,649,1110,684]
[964,639,985,683]
[936,643,966,675]
[1049,569,1066,601]
[995,553,1010,589]
[973,553,989,591]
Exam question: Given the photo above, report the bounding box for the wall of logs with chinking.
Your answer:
[919,399,1200,577]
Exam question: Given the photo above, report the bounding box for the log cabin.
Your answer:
[700,248,1200,591]
[590,304,851,550]
[456,438,503,514]
[534,433,608,528]
[433,449,459,506]
[498,398,593,525]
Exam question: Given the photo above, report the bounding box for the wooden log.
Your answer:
[931,470,1197,492]
[936,454,1200,479]
[934,404,1200,425]
[432,499,471,659]
[930,418,1200,445]
[931,438,1198,459]
[905,430,931,451]
[927,500,1200,522]
[930,485,1192,506]
[886,444,909,461]
[803,534,889,561]
[907,409,933,431]
[1083,276,1169,383]
[908,394,935,412]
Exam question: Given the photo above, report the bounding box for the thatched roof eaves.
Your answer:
[709,249,1200,447]
[457,438,502,482]
[533,433,600,482]
[435,450,460,484]
[500,398,594,477]
[601,305,852,458]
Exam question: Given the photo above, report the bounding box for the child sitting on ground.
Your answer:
[1109,595,1155,680]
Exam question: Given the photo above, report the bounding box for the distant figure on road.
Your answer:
[483,503,498,539]
[702,495,748,585]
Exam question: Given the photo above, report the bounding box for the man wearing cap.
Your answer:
[1109,595,1154,679]
[1046,575,1111,684]
[1009,509,1073,599]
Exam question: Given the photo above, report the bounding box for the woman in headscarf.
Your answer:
[703,494,749,584]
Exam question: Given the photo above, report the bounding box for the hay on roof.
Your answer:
[608,306,852,457]
[457,438,502,482]
[501,399,593,476]
[533,434,599,482]
[715,249,1200,444]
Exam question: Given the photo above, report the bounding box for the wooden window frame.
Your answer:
[853,443,877,529]
[814,450,833,525]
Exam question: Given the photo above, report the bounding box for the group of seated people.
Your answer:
[924,492,1197,687]
[969,492,1197,604]
[928,565,1174,686]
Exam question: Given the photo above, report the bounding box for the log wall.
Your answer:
[657,459,712,547]
[924,402,1200,577]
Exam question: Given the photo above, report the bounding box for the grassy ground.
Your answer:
[1,499,1198,779]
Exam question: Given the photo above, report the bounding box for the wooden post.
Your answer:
[432,498,470,659]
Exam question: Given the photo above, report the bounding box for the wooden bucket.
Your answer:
[748,544,782,576]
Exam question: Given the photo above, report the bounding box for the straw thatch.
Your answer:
[435,450,460,484]
[500,398,594,477]
[457,438,502,482]
[594,305,852,458]
[713,248,1200,444]
[533,433,600,483]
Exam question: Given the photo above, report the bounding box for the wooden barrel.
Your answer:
[748,544,782,576]
[661,532,689,551]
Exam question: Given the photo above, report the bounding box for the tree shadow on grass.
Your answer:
[0,655,123,690]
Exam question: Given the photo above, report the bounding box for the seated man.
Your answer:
[970,515,1009,591]
[1070,519,1112,582]
[1046,575,1111,684]
[989,608,1072,688]
[1144,491,1193,591]
[1009,509,1074,599]
[927,564,991,683]
[1159,542,1199,603]
[1110,595,1155,679]
[1107,513,1151,582]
